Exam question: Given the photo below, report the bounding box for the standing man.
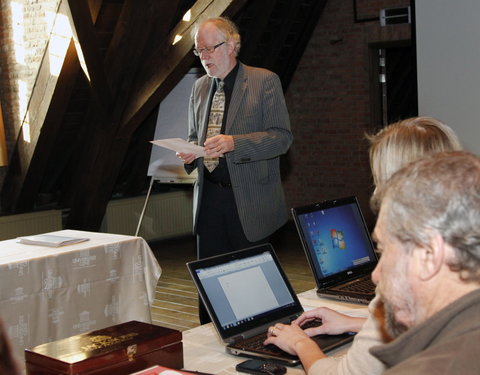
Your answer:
[177,17,293,323]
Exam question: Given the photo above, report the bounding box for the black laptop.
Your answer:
[186,244,355,366]
[292,196,377,304]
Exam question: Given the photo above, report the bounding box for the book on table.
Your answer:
[17,234,90,247]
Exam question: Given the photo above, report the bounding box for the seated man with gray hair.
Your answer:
[370,151,480,374]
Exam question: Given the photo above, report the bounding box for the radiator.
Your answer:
[0,210,63,240]
[101,190,193,241]
[0,192,192,242]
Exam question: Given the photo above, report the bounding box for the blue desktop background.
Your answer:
[298,203,374,277]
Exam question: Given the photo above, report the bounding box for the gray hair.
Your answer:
[378,151,480,282]
[193,17,241,56]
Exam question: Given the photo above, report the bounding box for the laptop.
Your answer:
[292,196,377,304]
[186,244,355,366]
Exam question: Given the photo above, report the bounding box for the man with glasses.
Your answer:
[177,17,293,324]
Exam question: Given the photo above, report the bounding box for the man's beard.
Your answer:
[382,298,410,338]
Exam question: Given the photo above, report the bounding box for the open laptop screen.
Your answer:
[293,196,377,283]
[195,251,295,329]
[187,244,303,340]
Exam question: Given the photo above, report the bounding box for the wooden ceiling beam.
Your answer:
[235,0,277,63]
[67,0,113,109]
[258,1,302,69]
[64,0,186,229]
[1,0,109,213]
[1,39,80,212]
[87,0,103,22]
[279,0,328,90]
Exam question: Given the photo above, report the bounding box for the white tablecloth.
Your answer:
[0,229,162,368]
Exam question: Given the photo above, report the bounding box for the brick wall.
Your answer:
[283,0,411,227]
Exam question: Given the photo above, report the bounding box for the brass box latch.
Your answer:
[127,344,137,361]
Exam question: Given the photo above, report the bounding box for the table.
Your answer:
[182,290,369,375]
[0,230,162,369]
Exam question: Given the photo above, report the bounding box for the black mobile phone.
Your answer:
[235,359,287,375]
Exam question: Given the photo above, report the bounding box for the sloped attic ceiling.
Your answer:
[1,0,327,231]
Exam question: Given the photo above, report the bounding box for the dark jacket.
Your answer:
[186,62,293,242]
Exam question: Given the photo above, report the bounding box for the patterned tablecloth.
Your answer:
[0,229,162,370]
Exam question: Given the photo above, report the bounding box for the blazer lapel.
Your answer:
[226,63,246,134]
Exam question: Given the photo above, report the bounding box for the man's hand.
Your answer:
[176,152,196,164]
[204,135,234,157]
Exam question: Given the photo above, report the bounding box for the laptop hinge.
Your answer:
[231,335,245,344]
[320,273,370,289]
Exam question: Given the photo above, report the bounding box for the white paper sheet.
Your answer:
[151,138,205,157]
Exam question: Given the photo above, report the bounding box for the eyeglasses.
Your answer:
[193,41,225,56]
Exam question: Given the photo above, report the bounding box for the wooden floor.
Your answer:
[148,222,316,332]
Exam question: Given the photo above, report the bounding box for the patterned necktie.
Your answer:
[203,80,225,172]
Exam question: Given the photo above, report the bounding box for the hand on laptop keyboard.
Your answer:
[298,318,322,330]
[241,319,323,358]
[294,307,366,335]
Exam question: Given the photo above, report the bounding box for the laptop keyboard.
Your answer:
[238,319,322,355]
[242,335,285,355]
[337,277,375,293]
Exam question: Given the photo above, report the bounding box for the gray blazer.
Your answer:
[186,62,293,242]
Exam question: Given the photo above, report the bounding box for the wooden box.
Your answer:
[25,321,183,375]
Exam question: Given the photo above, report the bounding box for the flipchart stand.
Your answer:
[135,176,155,237]
[135,174,196,237]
